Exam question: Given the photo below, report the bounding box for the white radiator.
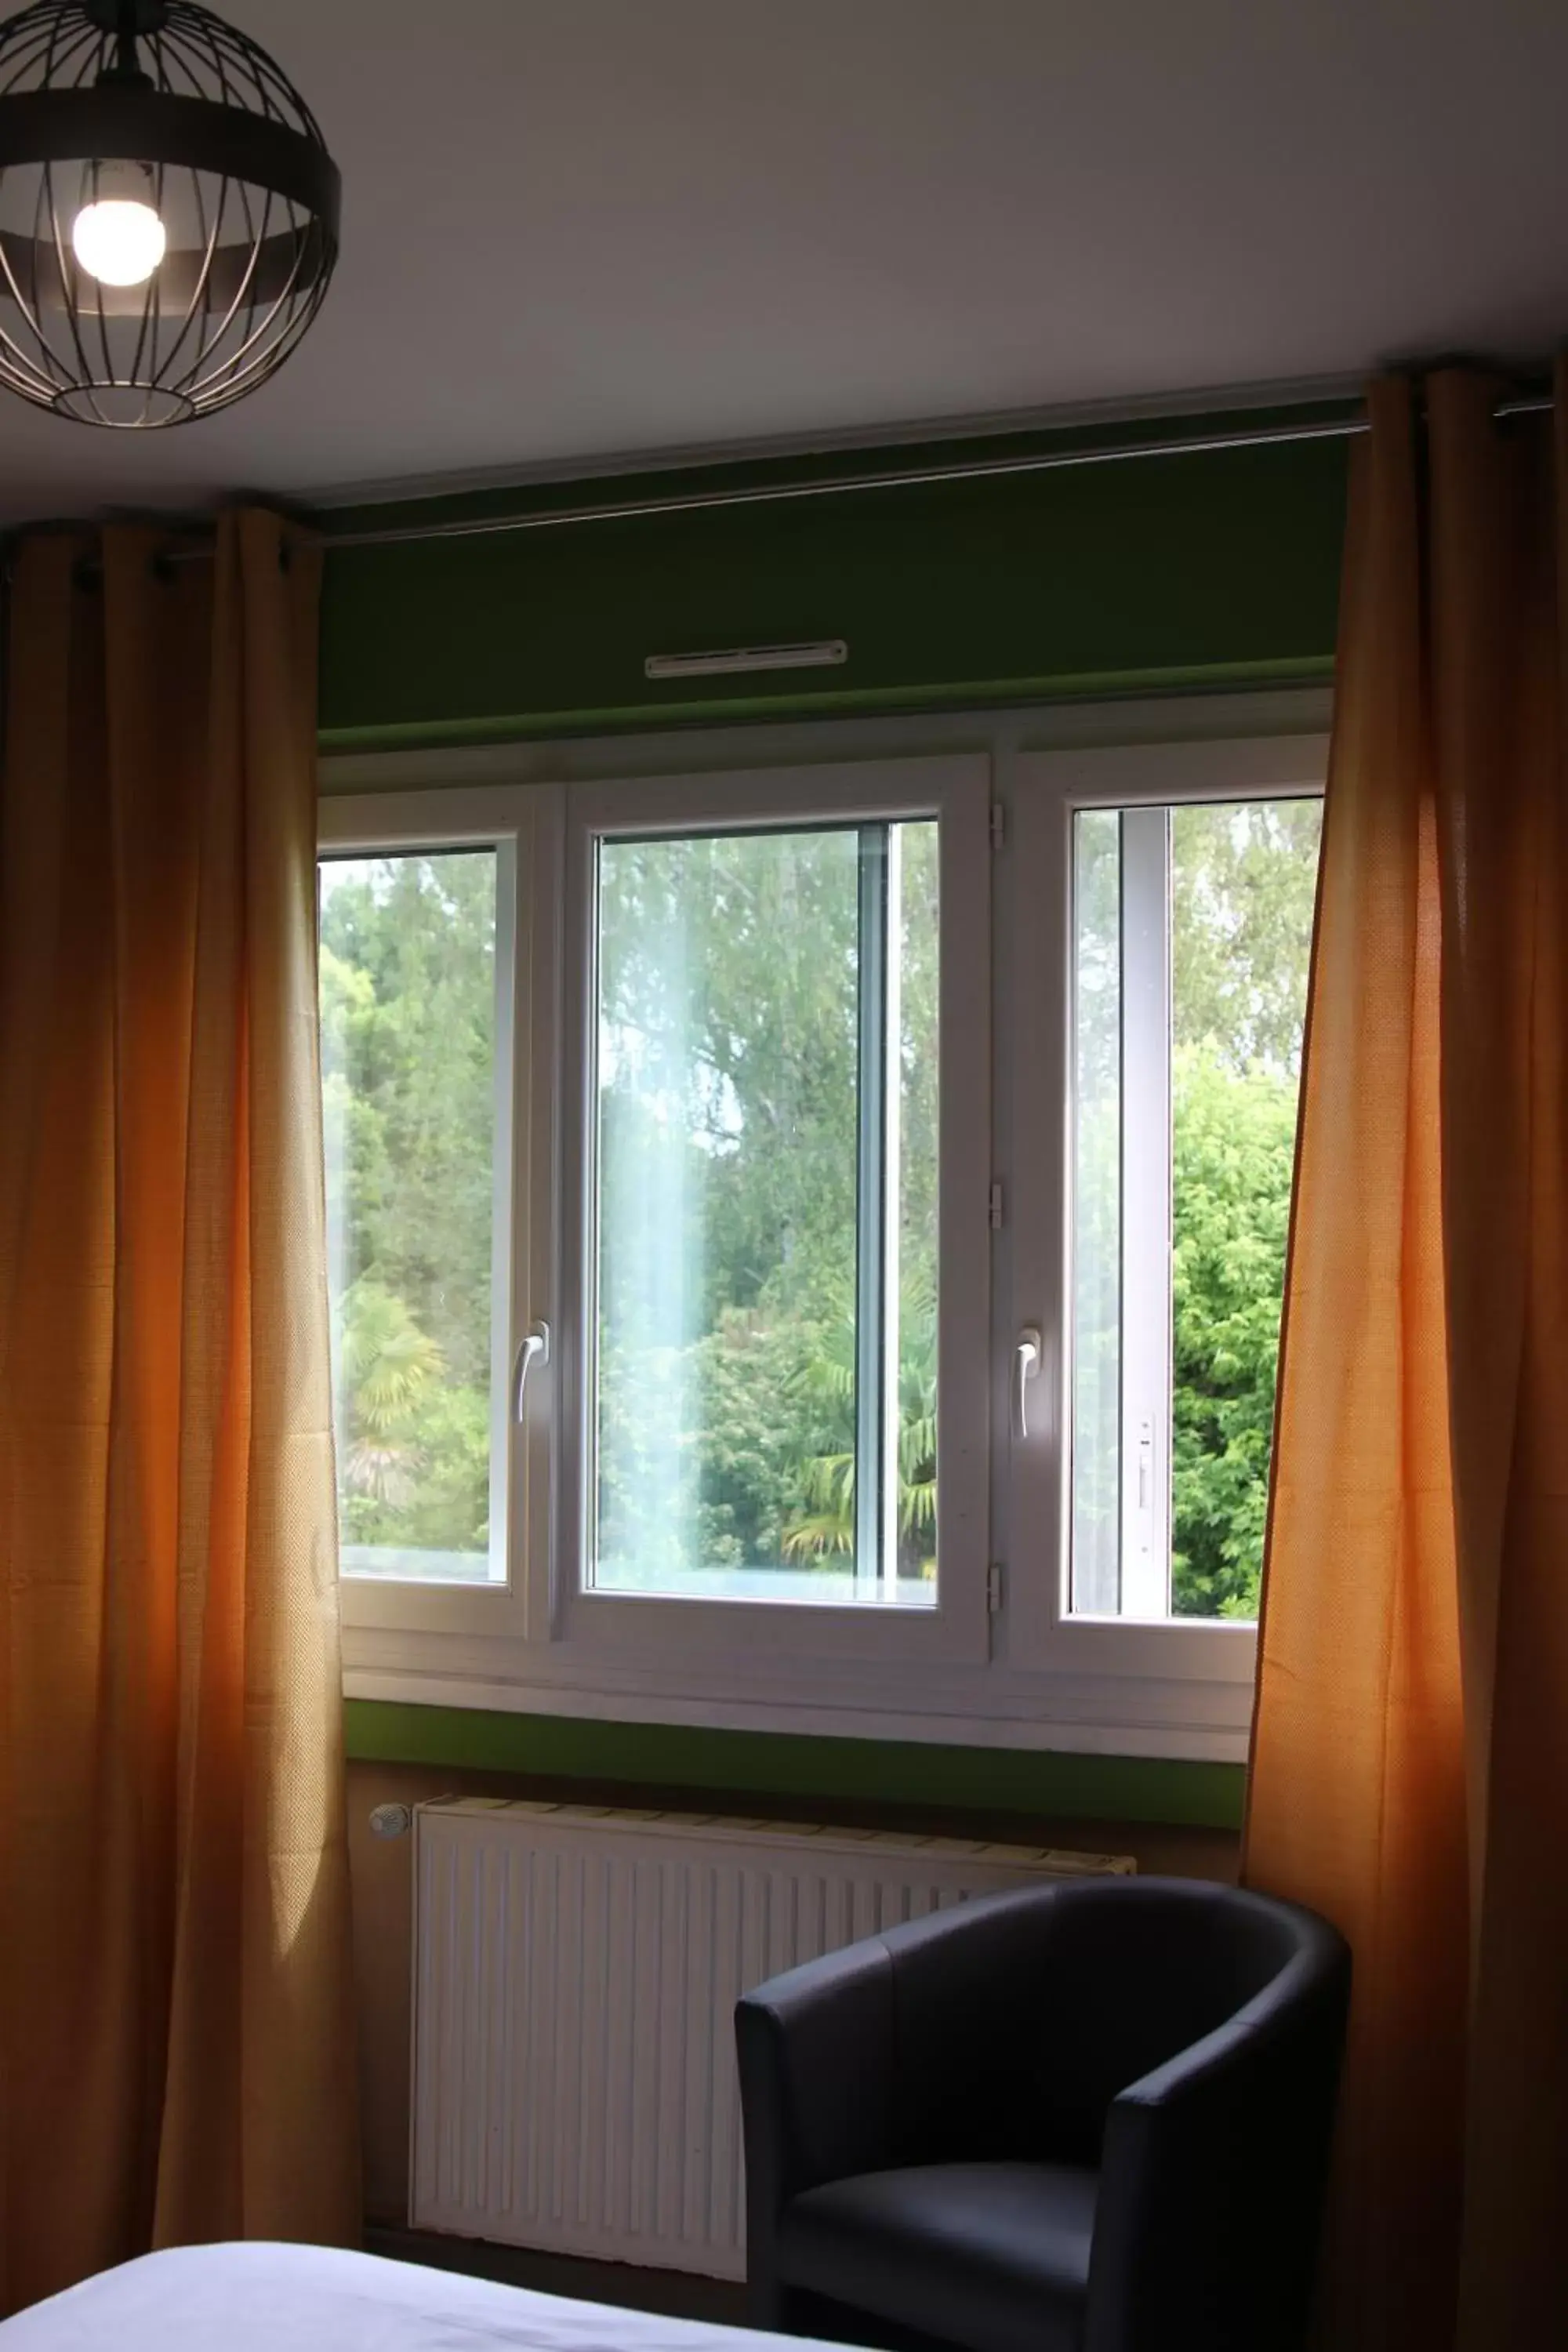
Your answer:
[410,1796,1133,2279]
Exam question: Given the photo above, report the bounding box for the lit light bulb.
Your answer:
[71,159,165,288]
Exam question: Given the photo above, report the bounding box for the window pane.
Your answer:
[591,822,938,1606]
[1170,800,1320,1620]
[895,821,941,1589]
[1069,798,1320,1622]
[320,851,502,1584]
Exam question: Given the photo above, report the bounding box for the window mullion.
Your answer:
[855,824,891,1595]
[880,825,904,1601]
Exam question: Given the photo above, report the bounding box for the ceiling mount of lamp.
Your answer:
[0,0,339,426]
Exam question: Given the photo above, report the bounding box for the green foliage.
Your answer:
[338,1276,442,1511]
[779,1269,938,1572]
[1171,799,1321,1075]
[321,855,496,1560]
[597,828,861,1333]
[593,822,941,1584]
[1167,799,1320,1617]
[1169,1046,1298,1617]
[321,855,495,1388]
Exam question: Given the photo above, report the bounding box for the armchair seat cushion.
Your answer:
[777,2161,1099,2352]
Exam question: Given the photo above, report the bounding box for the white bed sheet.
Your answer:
[0,2244,823,2352]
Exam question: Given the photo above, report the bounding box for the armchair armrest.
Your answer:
[1086,1944,1351,2352]
[735,1939,898,2327]
[736,1937,898,2201]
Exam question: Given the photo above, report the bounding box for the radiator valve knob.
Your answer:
[369,1802,413,1840]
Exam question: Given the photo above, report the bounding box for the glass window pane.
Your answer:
[319,851,502,1584]
[1069,797,1320,1624]
[1169,799,1320,1621]
[591,821,938,1607]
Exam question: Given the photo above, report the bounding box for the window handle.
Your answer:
[1014,1327,1042,1443]
[511,1321,550,1422]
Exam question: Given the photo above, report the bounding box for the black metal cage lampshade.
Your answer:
[0,0,339,426]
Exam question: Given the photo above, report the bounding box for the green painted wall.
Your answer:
[343,1701,1245,1831]
[324,403,1345,1824]
[318,406,1350,751]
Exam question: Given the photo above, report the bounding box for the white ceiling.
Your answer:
[1,0,1566,524]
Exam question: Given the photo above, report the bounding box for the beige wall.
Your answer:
[348,1756,1240,2226]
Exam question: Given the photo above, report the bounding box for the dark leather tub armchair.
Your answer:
[736,1877,1350,2352]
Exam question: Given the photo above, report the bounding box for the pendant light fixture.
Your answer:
[0,0,339,426]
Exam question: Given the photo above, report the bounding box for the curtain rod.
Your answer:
[263,395,1561,564]
[315,412,1369,554]
[17,390,1559,575]
[289,390,1558,559]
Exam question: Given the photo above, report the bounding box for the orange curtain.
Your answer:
[1245,367,1568,2350]
[0,511,360,2312]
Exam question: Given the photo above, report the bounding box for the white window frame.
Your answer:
[1004,732,1330,1703]
[550,755,992,1674]
[321,690,1330,1760]
[318,783,561,1646]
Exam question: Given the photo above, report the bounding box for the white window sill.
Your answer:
[339,1623,1255,1763]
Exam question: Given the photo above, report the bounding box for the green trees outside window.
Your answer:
[321,850,498,1578]
[591,822,939,1597]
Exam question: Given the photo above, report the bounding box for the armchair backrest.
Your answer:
[883,1877,1330,2165]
